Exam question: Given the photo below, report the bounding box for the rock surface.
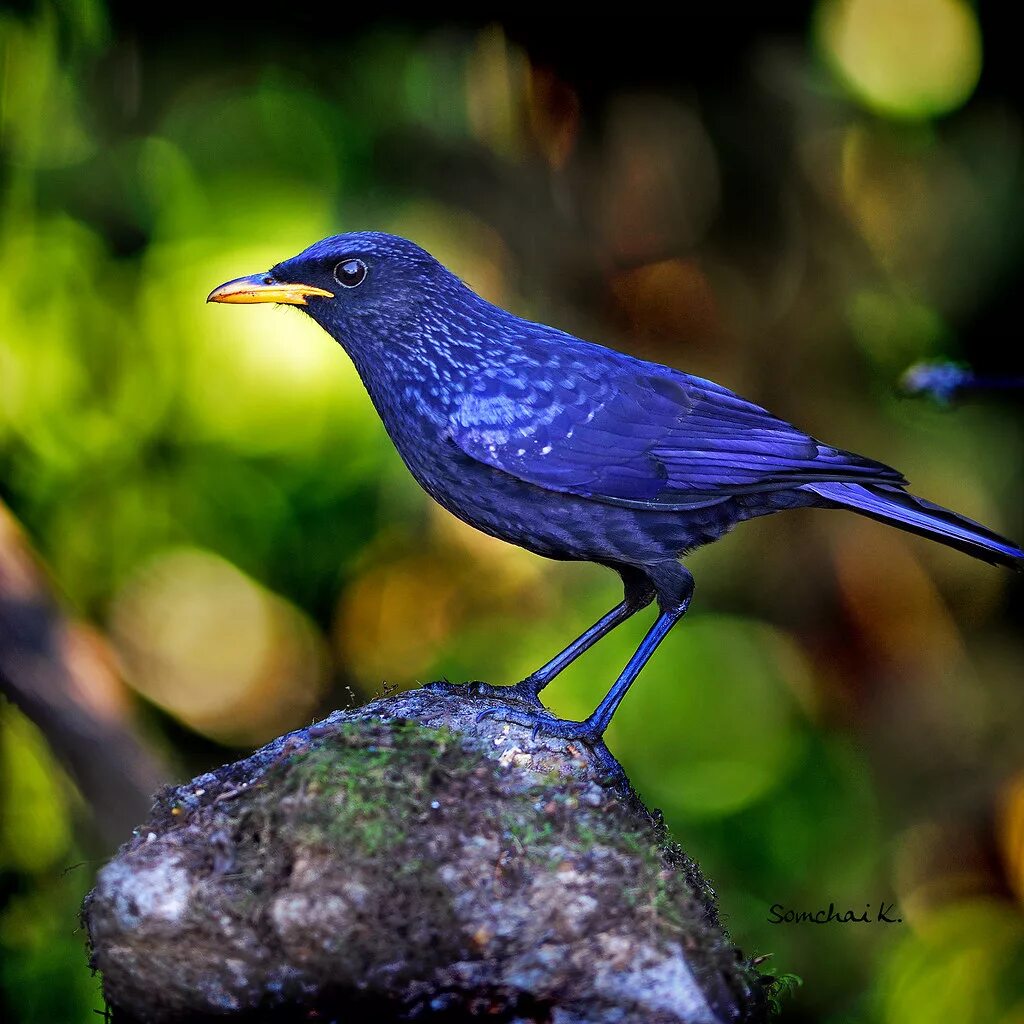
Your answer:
[84,686,770,1022]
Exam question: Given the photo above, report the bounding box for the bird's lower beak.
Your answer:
[206,275,334,306]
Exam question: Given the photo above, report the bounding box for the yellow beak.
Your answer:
[206,275,334,306]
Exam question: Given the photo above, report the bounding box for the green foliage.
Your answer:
[767,972,804,1017]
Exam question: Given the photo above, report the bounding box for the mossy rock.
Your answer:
[84,687,770,1023]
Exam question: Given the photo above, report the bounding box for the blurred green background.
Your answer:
[1,1,1023,1020]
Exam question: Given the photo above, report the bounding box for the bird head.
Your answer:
[207,231,461,351]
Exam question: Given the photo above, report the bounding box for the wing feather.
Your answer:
[449,359,904,511]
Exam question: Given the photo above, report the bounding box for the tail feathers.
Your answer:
[803,481,1024,570]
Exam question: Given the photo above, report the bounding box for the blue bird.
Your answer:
[209,232,1023,768]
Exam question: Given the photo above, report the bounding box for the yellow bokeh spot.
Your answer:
[818,0,982,120]
[465,25,528,159]
[111,548,327,745]
[998,773,1024,908]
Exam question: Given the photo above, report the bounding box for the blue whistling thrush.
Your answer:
[209,232,1023,770]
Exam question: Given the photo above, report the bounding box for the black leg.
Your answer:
[583,598,689,734]
[476,564,694,756]
[518,570,655,697]
[427,567,654,705]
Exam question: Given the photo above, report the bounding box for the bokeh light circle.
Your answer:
[111,548,327,745]
[818,0,982,120]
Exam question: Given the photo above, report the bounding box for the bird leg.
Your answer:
[476,572,693,763]
[520,581,656,698]
[427,575,655,706]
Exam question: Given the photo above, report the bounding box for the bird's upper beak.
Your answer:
[206,274,334,306]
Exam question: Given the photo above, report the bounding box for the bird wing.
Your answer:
[448,361,906,511]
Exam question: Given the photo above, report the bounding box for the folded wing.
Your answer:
[449,361,905,511]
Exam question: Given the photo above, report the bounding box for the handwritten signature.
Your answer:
[768,902,902,924]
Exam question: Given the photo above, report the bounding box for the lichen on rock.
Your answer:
[84,686,769,1023]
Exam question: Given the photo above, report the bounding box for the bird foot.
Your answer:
[423,681,628,789]
[424,678,545,707]
[474,705,628,790]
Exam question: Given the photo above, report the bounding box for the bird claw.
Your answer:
[471,708,622,778]
[429,682,629,791]
[472,705,629,790]
[475,703,590,741]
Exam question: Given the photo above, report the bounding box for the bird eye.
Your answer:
[334,258,367,289]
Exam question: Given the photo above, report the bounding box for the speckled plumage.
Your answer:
[212,232,1023,758]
